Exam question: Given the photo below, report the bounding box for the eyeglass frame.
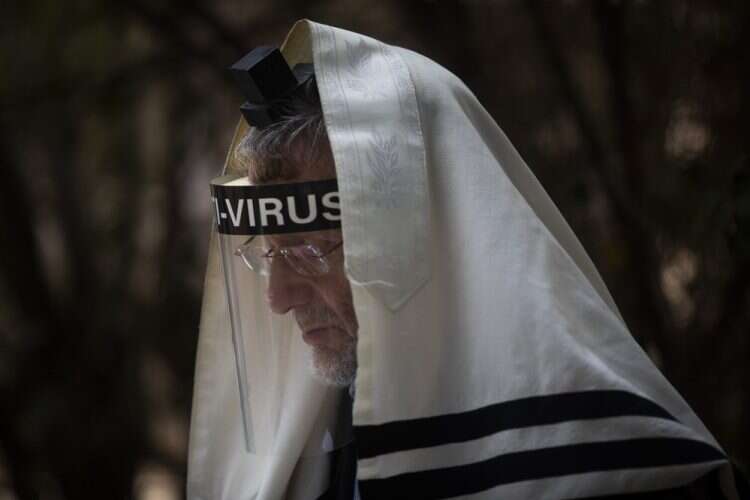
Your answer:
[234,235,344,278]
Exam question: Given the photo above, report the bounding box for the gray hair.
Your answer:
[233,76,331,183]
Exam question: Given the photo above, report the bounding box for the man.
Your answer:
[188,20,746,500]
[231,77,359,389]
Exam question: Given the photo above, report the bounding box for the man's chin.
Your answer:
[309,344,357,388]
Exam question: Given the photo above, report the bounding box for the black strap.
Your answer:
[316,441,357,500]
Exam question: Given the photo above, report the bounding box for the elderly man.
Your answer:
[230,75,359,389]
[188,20,746,500]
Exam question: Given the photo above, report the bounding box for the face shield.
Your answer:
[210,174,353,457]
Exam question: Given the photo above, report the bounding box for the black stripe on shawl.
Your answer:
[355,390,677,459]
[357,437,725,499]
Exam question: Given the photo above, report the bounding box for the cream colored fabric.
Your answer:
[188,19,739,500]
[187,121,336,500]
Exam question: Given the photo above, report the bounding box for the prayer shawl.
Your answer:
[187,20,745,499]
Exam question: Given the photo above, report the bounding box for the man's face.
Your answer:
[260,163,358,387]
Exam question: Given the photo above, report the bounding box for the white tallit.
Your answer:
[188,19,742,499]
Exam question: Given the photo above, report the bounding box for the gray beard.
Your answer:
[309,340,357,388]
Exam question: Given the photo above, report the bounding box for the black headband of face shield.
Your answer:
[229,46,314,129]
[211,177,341,236]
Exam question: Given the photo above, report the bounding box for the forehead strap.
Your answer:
[211,177,340,236]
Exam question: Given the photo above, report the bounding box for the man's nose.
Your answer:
[265,257,312,314]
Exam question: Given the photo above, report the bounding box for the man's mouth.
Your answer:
[302,326,344,347]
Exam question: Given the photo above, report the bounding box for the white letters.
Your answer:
[215,188,340,231]
[211,197,221,222]
[246,198,256,227]
[287,194,317,224]
[224,198,244,227]
[322,192,341,221]
[259,198,285,226]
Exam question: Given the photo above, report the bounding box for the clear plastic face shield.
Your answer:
[211,174,354,456]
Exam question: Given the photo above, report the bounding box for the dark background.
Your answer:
[1,1,748,498]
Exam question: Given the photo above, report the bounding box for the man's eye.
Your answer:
[306,239,335,250]
[262,248,276,259]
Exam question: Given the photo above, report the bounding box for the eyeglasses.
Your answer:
[234,236,343,277]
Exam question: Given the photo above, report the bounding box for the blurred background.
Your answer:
[1,0,748,498]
